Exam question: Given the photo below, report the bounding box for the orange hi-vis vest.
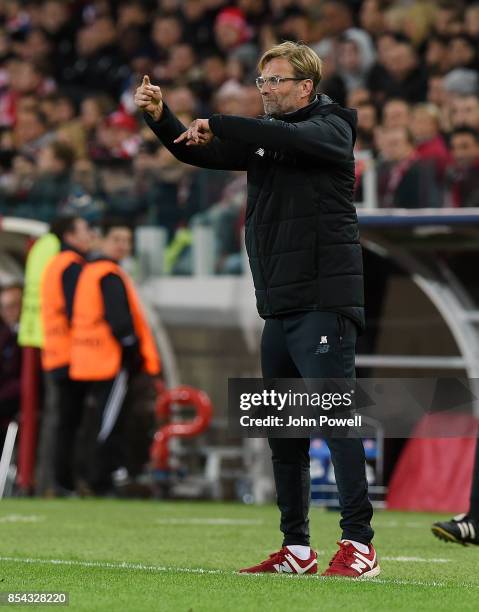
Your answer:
[40,249,84,371]
[69,260,161,381]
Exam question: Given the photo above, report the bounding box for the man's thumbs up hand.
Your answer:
[135,74,163,121]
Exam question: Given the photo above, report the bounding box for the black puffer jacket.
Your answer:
[145,93,364,331]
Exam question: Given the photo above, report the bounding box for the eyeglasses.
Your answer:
[255,75,307,91]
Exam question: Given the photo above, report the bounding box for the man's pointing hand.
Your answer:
[174,118,213,146]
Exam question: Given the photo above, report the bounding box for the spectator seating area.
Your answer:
[1,0,479,273]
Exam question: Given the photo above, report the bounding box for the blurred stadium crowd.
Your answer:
[1,0,479,271]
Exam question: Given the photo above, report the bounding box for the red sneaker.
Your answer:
[239,547,318,574]
[322,541,380,578]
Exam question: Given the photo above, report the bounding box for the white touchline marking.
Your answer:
[1,556,478,590]
[372,521,428,529]
[0,556,222,575]
[155,518,264,525]
[0,514,45,523]
[382,556,449,563]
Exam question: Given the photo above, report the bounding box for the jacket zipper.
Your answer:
[253,198,271,315]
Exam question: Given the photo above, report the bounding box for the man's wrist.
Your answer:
[150,100,164,122]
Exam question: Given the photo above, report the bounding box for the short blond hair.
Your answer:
[413,103,441,125]
[258,41,322,96]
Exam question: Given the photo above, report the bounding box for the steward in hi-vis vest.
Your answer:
[41,248,84,374]
[69,218,160,495]
[18,232,60,349]
[70,259,160,381]
[38,215,92,494]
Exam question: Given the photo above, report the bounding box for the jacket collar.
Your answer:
[268,93,336,122]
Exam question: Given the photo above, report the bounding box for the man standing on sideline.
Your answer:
[40,216,92,494]
[135,41,378,577]
[69,218,161,495]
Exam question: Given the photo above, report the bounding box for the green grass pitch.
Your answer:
[1,499,478,611]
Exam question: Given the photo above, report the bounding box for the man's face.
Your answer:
[427,76,446,106]
[152,17,182,49]
[448,37,475,70]
[101,227,132,262]
[64,218,93,254]
[360,0,383,33]
[383,101,410,129]
[411,109,438,142]
[385,44,416,80]
[338,40,360,73]
[37,146,61,175]
[450,96,479,129]
[321,1,351,37]
[380,127,412,162]
[0,286,22,328]
[259,57,312,116]
[451,134,479,168]
[14,111,45,145]
[357,105,377,132]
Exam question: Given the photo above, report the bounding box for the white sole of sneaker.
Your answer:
[358,565,381,578]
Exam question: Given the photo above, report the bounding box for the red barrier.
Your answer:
[150,385,213,470]
[17,347,40,492]
[387,413,478,512]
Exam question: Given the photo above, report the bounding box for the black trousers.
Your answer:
[54,377,89,491]
[262,311,374,546]
[84,370,130,494]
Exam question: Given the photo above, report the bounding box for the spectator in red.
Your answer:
[0,58,55,128]
[214,7,258,77]
[377,126,441,208]
[411,103,451,180]
[0,283,22,448]
[445,126,479,207]
[93,110,139,161]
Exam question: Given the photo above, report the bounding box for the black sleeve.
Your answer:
[62,262,83,322]
[209,113,353,162]
[143,105,250,171]
[100,273,137,344]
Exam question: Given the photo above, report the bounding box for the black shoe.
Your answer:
[432,514,479,545]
